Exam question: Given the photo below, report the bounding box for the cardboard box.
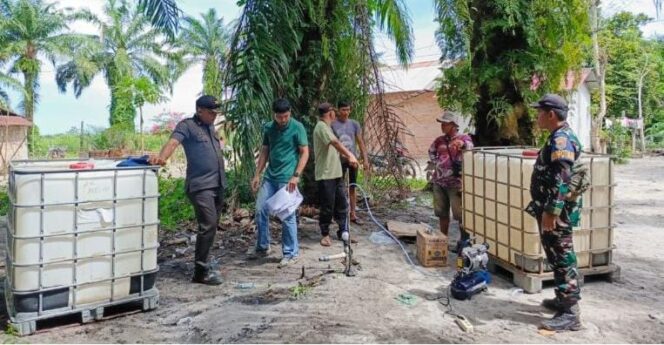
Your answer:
[417,229,448,267]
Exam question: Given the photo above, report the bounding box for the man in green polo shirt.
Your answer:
[314,103,358,247]
[249,98,309,268]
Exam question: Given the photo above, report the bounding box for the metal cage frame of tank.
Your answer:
[461,147,616,274]
[4,159,161,335]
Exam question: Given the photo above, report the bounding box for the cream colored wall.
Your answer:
[0,126,29,170]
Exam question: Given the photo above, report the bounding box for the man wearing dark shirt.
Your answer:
[150,95,227,285]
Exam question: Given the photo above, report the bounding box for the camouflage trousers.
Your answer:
[538,220,581,307]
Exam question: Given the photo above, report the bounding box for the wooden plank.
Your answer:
[488,254,620,293]
[386,221,432,238]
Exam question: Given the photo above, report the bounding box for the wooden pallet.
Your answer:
[7,289,159,336]
[487,255,621,293]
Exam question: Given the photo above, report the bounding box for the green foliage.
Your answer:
[289,282,312,299]
[599,12,664,135]
[224,168,254,210]
[0,69,22,110]
[0,185,8,216]
[604,126,631,163]
[158,175,194,231]
[0,0,97,155]
[137,0,181,38]
[357,168,427,195]
[30,130,172,158]
[435,0,591,145]
[55,0,181,129]
[645,121,664,148]
[114,75,168,133]
[1,323,24,344]
[157,169,255,232]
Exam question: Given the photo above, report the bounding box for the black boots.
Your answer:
[540,302,582,332]
[192,260,223,286]
[541,298,565,312]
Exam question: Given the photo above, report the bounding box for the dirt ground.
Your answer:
[1,156,664,343]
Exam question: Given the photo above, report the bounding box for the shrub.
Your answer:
[157,169,257,232]
[0,186,8,217]
[605,126,632,164]
[158,176,195,231]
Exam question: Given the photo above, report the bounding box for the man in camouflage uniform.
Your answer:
[526,94,583,332]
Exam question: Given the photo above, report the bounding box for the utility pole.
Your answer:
[591,0,608,153]
[79,121,84,157]
[637,55,649,153]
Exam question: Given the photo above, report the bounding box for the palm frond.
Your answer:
[433,0,471,60]
[370,0,414,66]
[137,0,181,38]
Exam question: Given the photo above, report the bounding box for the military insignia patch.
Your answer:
[554,136,568,150]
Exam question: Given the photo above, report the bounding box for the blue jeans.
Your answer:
[255,179,299,258]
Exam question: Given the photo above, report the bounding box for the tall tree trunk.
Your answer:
[23,70,37,154]
[203,57,221,98]
[637,56,648,153]
[590,0,607,153]
[470,2,533,146]
[109,88,137,130]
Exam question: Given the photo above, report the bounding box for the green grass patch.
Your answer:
[158,176,195,231]
[289,282,312,299]
[0,186,8,217]
[157,170,257,232]
[31,131,173,158]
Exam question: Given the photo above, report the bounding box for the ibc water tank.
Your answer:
[5,160,159,315]
[461,148,614,272]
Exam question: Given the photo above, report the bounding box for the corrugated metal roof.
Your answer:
[0,115,33,127]
[380,60,451,93]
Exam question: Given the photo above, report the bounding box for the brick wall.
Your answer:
[366,91,444,160]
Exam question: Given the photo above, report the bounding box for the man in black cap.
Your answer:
[150,95,227,285]
[526,93,584,331]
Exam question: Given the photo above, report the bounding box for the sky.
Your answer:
[4,0,663,135]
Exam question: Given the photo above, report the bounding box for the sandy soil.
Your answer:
[1,156,663,343]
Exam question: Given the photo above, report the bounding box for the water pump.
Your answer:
[450,239,491,300]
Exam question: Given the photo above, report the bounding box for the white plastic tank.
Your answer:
[6,160,159,312]
[462,148,614,272]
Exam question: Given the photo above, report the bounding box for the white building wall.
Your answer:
[566,84,592,150]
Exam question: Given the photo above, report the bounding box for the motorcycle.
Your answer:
[368,142,420,178]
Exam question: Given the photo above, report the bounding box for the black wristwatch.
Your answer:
[292,172,300,178]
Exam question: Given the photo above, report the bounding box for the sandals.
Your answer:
[351,217,364,225]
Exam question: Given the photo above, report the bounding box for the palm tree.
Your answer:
[0,0,93,125]
[56,0,179,131]
[114,75,167,151]
[220,0,414,198]
[433,0,590,145]
[134,0,416,197]
[177,9,231,100]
